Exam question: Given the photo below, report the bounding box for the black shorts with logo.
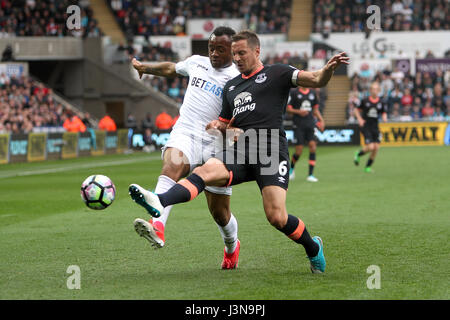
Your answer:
[362,122,381,144]
[294,123,315,145]
[217,133,290,191]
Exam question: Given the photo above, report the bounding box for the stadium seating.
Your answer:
[313,0,450,34]
[347,67,450,123]
[0,0,102,37]
[0,73,92,134]
[108,0,293,37]
[311,0,450,122]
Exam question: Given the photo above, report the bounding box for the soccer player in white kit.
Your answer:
[129,27,242,269]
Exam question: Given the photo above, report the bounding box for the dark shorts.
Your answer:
[362,123,381,144]
[217,134,290,191]
[294,125,315,145]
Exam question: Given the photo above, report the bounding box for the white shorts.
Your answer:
[161,125,232,196]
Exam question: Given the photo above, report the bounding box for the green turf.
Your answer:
[0,146,449,299]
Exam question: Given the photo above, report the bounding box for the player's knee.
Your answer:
[265,207,286,229]
[161,161,188,181]
[193,161,219,181]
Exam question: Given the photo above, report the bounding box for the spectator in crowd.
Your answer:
[155,109,173,130]
[410,104,422,120]
[0,0,102,38]
[141,111,155,146]
[401,88,413,108]
[1,45,14,61]
[63,110,86,133]
[141,112,154,131]
[109,0,292,37]
[421,101,435,119]
[126,112,138,132]
[125,112,138,147]
[314,0,449,34]
[81,111,97,149]
[98,114,117,131]
[0,73,81,133]
[348,61,449,123]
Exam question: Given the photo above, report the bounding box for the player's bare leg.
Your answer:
[205,191,240,269]
[289,144,303,180]
[354,143,373,166]
[261,186,326,273]
[365,143,379,173]
[307,140,318,182]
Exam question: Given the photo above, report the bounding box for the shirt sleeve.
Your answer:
[313,91,319,108]
[356,98,363,109]
[274,64,301,89]
[175,55,196,76]
[219,83,233,122]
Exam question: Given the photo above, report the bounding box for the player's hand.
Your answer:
[358,119,365,127]
[299,109,309,117]
[324,52,350,72]
[132,58,144,79]
[206,119,227,136]
[316,121,325,132]
[226,117,244,144]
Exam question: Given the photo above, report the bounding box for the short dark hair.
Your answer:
[231,30,260,49]
[211,26,236,39]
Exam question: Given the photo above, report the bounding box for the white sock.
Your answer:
[153,175,176,226]
[217,213,238,254]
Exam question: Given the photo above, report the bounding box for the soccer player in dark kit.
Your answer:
[286,86,325,182]
[129,30,349,273]
[353,82,387,173]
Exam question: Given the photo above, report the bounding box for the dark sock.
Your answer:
[358,150,365,157]
[278,214,320,257]
[157,173,205,207]
[366,158,374,168]
[308,153,316,176]
[290,153,300,169]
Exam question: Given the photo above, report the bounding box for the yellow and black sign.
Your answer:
[0,134,9,164]
[62,132,78,159]
[27,133,46,162]
[116,129,129,153]
[91,130,106,156]
[362,122,449,147]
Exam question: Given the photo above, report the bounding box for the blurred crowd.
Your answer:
[314,0,450,34]
[0,73,90,134]
[0,0,101,38]
[109,0,292,38]
[347,66,450,122]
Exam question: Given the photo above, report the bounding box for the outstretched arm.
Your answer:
[132,58,178,79]
[296,52,349,88]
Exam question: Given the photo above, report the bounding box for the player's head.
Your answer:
[369,82,380,97]
[208,26,235,69]
[231,30,261,76]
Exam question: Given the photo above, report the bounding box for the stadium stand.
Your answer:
[313,0,450,34]
[310,0,450,122]
[0,0,102,38]
[108,0,293,37]
[347,65,450,123]
[0,73,94,134]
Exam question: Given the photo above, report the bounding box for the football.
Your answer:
[80,174,116,210]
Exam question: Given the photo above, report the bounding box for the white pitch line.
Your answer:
[0,155,161,179]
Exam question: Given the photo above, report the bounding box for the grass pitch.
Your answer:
[0,146,449,299]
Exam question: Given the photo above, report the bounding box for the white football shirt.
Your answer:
[174,55,240,135]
